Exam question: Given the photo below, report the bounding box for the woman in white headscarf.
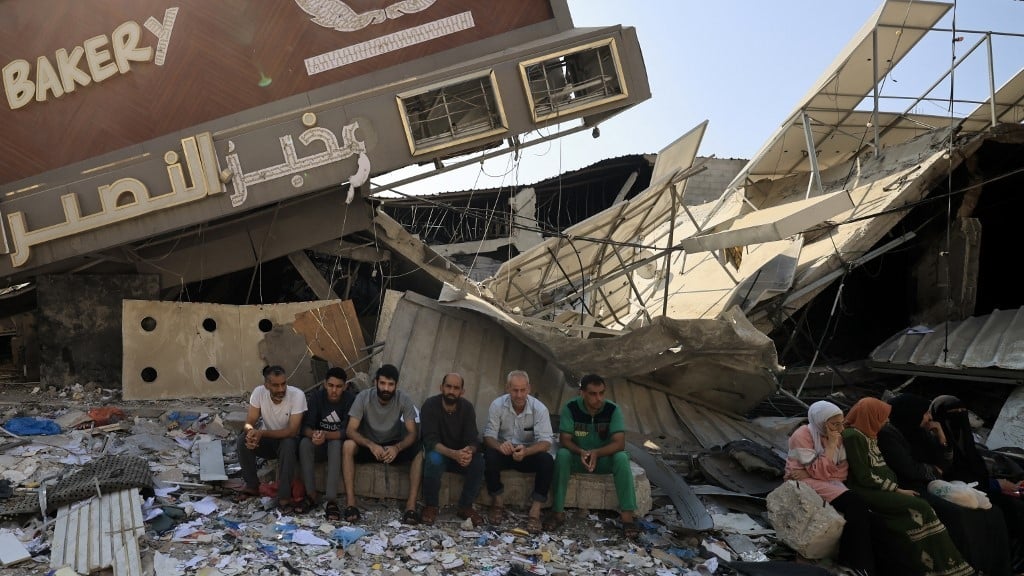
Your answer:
[785,401,875,576]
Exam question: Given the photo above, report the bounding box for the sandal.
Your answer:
[231,486,260,502]
[324,501,342,522]
[293,496,316,515]
[343,505,361,523]
[401,508,420,525]
[526,515,542,535]
[621,520,639,540]
[488,506,505,525]
[421,505,438,526]
[542,511,565,532]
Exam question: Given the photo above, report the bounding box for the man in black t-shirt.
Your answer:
[419,372,485,527]
[299,367,355,520]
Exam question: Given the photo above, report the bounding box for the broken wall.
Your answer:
[122,299,341,400]
[37,274,160,389]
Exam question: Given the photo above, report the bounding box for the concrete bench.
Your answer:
[302,460,652,516]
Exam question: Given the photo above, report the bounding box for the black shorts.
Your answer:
[354,441,420,464]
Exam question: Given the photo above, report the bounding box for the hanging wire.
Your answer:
[942,0,959,362]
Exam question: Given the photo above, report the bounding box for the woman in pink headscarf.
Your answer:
[785,400,875,576]
[843,397,974,576]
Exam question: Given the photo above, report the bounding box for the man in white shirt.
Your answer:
[237,365,307,511]
[483,370,554,533]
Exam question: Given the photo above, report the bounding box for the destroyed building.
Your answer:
[3,0,1024,574]
[0,0,652,393]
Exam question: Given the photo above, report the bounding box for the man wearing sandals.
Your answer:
[547,374,638,539]
[238,365,307,512]
[419,372,486,527]
[483,370,555,533]
[299,367,356,520]
[342,364,423,524]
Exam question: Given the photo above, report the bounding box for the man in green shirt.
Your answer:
[545,374,637,539]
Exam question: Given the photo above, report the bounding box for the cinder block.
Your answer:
[306,460,652,516]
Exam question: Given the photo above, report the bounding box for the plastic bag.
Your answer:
[927,479,992,509]
[766,480,846,559]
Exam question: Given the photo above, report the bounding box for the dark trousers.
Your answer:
[236,433,297,502]
[831,490,876,573]
[484,447,554,502]
[423,449,484,509]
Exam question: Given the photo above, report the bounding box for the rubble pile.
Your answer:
[0,383,837,576]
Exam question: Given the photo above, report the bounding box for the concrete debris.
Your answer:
[0,382,868,576]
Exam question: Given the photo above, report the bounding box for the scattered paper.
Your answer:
[291,530,329,546]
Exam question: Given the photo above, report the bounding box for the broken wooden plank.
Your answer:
[198,440,228,482]
[87,422,132,436]
[626,441,713,531]
[292,300,368,373]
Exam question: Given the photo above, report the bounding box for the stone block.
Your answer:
[306,460,651,516]
[222,411,250,433]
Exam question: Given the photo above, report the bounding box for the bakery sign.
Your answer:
[2,7,178,110]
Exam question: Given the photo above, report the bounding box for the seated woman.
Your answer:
[932,394,1024,572]
[878,393,1010,576]
[785,400,876,576]
[843,397,974,576]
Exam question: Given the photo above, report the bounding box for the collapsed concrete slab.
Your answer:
[121,299,349,399]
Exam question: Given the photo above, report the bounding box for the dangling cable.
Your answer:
[942,0,959,363]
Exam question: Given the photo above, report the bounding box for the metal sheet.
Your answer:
[50,489,144,576]
[483,121,715,326]
[626,441,713,531]
[436,286,781,415]
[869,307,1024,377]
[198,440,228,482]
[377,290,782,444]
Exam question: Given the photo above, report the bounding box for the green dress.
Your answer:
[842,427,974,576]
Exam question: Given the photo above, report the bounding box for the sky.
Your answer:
[372,1,1024,198]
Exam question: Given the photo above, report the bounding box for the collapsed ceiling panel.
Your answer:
[732,0,952,185]
[964,67,1024,129]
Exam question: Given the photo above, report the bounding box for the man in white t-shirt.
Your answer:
[237,365,307,511]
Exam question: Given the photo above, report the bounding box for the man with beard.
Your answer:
[546,374,637,539]
[483,370,554,534]
[341,364,422,524]
[418,373,485,526]
[238,365,307,512]
[299,367,356,520]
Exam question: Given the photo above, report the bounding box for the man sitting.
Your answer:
[237,365,307,512]
[482,370,554,533]
[299,367,355,520]
[546,374,637,539]
[419,372,485,526]
[341,364,423,524]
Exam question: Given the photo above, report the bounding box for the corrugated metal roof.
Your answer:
[373,291,789,453]
[869,307,1024,382]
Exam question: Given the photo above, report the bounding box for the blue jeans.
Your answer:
[422,449,484,509]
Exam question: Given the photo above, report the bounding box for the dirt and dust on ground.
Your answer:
[0,377,846,576]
